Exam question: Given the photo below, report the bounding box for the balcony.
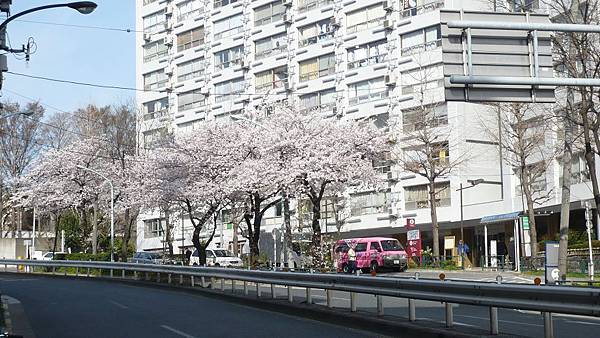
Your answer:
[348,89,389,106]
[347,53,388,70]
[400,0,444,18]
[298,0,334,14]
[178,9,204,23]
[299,66,335,82]
[255,44,288,60]
[299,31,335,47]
[401,39,442,57]
[347,17,386,34]
[255,79,288,93]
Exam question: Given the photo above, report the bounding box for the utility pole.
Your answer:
[585,203,595,281]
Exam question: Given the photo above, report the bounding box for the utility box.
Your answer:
[545,241,560,285]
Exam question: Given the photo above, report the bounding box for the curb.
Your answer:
[1,296,12,336]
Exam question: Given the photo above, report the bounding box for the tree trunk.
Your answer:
[311,197,323,269]
[429,181,440,260]
[232,221,239,256]
[164,209,174,257]
[521,170,538,256]
[92,200,98,255]
[52,213,59,253]
[558,99,573,279]
[283,192,293,268]
[121,208,133,261]
[191,226,208,266]
[580,98,600,240]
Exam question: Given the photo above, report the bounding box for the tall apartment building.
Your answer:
[135,0,600,264]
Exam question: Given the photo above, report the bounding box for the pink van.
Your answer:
[334,237,408,273]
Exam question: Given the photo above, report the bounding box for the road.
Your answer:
[0,274,379,338]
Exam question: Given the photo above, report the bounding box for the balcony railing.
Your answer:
[348,89,389,106]
[299,31,334,47]
[178,101,206,112]
[214,58,243,71]
[143,49,168,63]
[143,108,169,121]
[214,26,244,40]
[401,0,445,18]
[178,9,203,22]
[346,17,386,34]
[299,66,335,82]
[144,79,168,91]
[255,44,288,60]
[347,53,388,70]
[178,70,204,82]
[298,0,334,14]
[401,39,442,56]
[255,79,288,93]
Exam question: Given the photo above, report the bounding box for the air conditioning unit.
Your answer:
[283,0,293,7]
[330,18,341,27]
[240,60,250,70]
[385,74,397,86]
[164,66,173,75]
[144,33,152,42]
[384,0,394,11]
[165,6,173,16]
[383,19,394,30]
[164,36,173,46]
[283,14,292,24]
[164,21,173,30]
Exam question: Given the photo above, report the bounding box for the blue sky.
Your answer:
[2,0,136,114]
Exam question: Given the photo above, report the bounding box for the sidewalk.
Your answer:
[1,295,36,338]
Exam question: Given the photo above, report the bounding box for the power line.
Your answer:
[6,71,149,93]
[13,19,142,33]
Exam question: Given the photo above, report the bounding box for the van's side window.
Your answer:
[355,243,367,252]
[370,242,381,251]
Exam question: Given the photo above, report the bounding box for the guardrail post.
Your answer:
[220,278,225,291]
[408,272,418,322]
[287,285,293,303]
[191,276,195,286]
[180,274,183,285]
[271,284,276,299]
[157,272,160,283]
[87,267,90,277]
[4,263,6,272]
[244,281,248,295]
[75,267,79,277]
[145,272,149,281]
[490,275,501,335]
[110,269,113,278]
[377,295,384,316]
[122,270,125,279]
[256,282,261,298]
[306,287,312,305]
[201,276,206,288]
[231,279,235,292]
[211,277,216,290]
[168,273,172,284]
[350,292,357,312]
[445,303,454,328]
[52,266,55,275]
[64,267,67,276]
[543,312,554,338]
[326,289,332,308]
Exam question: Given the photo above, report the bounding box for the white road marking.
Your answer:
[566,320,600,326]
[0,278,38,282]
[109,300,128,309]
[160,325,197,338]
[455,314,543,327]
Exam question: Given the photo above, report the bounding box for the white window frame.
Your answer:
[348,77,388,105]
[143,10,165,34]
[143,69,167,90]
[178,58,205,82]
[214,45,244,70]
[214,14,244,40]
[346,3,387,34]
[299,54,335,82]
[178,89,207,112]
[143,39,168,63]
[255,33,288,60]
[298,18,335,47]
[347,40,388,69]
[254,1,285,27]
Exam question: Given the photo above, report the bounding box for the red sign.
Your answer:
[406,229,421,261]
[406,218,416,228]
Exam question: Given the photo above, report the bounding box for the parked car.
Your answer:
[189,249,243,267]
[132,252,164,264]
[39,252,66,261]
[334,237,408,273]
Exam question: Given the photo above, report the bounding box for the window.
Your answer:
[370,242,381,251]
[402,105,448,132]
[559,152,591,185]
[346,3,386,33]
[143,69,167,90]
[299,54,335,82]
[177,1,202,22]
[214,45,244,70]
[350,191,389,216]
[512,0,538,12]
[404,141,450,166]
[373,151,392,174]
[515,163,547,195]
[178,58,204,82]
[177,27,204,52]
[254,1,285,27]
[143,98,169,120]
[298,19,335,47]
[355,243,367,252]
[214,14,243,40]
[255,33,287,60]
[347,40,388,69]
[348,77,388,105]
[298,0,334,13]
[144,218,165,238]
[143,39,168,63]
[144,0,158,5]
[300,88,336,112]
[401,0,445,18]
[405,182,450,210]
[255,66,287,93]
[143,10,165,34]
[215,77,245,103]
[401,25,442,56]
[214,0,239,8]
[177,118,205,132]
[178,89,207,111]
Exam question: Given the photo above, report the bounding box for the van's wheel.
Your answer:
[193,263,198,266]
[342,263,349,274]
[370,261,378,273]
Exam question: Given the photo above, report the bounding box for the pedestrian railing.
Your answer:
[1,259,599,338]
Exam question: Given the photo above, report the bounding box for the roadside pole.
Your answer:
[585,203,595,280]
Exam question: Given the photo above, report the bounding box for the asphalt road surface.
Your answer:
[0,274,379,338]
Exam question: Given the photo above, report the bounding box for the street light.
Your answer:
[76,165,114,262]
[456,178,484,243]
[0,110,34,119]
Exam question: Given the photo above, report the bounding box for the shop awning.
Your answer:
[480,212,520,224]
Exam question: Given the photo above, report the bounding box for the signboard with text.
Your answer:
[406,229,422,261]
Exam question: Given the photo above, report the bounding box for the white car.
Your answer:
[39,252,65,261]
[190,249,243,267]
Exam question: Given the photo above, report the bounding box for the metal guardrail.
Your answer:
[1,259,599,338]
